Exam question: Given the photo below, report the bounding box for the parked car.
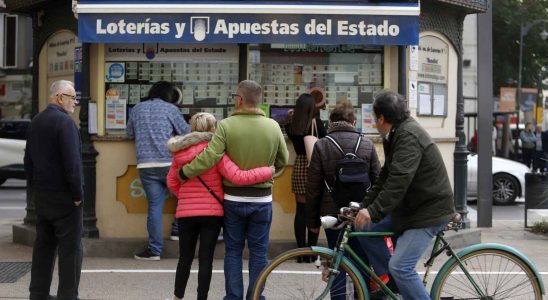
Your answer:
[0,119,30,140]
[0,119,29,185]
[467,153,530,205]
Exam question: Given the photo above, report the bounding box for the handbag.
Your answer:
[197,176,224,206]
[304,118,319,165]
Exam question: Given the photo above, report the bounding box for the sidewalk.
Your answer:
[1,213,547,299]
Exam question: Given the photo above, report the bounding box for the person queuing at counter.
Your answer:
[127,81,190,261]
[178,80,289,300]
[166,112,274,300]
[306,100,390,299]
[285,93,326,260]
[25,80,84,300]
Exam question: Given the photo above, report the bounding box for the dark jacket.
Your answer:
[24,104,83,201]
[542,130,548,153]
[363,117,455,233]
[306,122,381,228]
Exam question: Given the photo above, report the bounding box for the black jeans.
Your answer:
[29,189,83,300]
[174,216,222,299]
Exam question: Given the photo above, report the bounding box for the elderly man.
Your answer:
[354,91,456,300]
[25,80,83,300]
[179,80,288,300]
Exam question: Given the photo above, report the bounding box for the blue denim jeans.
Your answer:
[223,200,272,300]
[138,166,177,255]
[389,222,447,300]
[357,215,394,278]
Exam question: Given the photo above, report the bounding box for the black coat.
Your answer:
[24,104,83,201]
[542,130,548,153]
[306,123,381,228]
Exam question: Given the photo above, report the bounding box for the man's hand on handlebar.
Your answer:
[354,208,372,229]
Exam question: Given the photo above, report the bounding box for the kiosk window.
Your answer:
[249,44,384,128]
[103,44,239,135]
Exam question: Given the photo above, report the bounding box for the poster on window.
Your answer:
[105,99,127,129]
[361,104,377,134]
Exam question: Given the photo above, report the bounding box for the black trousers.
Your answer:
[174,216,223,300]
[29,189,83,300]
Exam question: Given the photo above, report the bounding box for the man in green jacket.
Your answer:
[179,80,289,300]
[354,91,455,300]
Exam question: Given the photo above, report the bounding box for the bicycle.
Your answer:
[252,202,545,299]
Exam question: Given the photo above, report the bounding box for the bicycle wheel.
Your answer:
[432,249,543,299]
[251,248,366,300]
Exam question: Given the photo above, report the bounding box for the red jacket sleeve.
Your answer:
[167,158,182,195]
[216,154,272,185]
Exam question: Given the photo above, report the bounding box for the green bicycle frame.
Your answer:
[311,227,399,300]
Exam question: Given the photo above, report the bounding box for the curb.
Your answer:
[12,224,481,259]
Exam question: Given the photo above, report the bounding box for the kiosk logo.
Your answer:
[191,17,210,42]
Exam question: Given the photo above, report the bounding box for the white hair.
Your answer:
[49,80,74,99]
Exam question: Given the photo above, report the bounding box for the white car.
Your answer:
[467,153,530,205]
[0,138,26,185]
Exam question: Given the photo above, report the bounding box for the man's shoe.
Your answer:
[134,248,160,261]
[170,231,179,241]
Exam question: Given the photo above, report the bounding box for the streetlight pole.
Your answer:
[516,19,548,154]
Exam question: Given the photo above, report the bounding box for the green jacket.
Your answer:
[363,117,455,233]
[180,108,289,197]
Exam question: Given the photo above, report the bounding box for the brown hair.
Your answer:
[329,100,355,123]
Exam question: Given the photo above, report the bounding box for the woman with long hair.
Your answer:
[285,93,326,260]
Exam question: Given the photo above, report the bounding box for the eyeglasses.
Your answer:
[231,93,243,100]
[59,93,78,103]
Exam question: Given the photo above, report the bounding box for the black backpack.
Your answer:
[324,134,371,208]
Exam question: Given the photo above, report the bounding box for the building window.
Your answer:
[3,14,18,68]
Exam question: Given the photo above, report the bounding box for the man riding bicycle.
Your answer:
[354,91,456,300]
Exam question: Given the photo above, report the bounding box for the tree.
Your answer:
[493,0,548,95]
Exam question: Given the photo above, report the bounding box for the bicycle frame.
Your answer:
[319,224,484,300]
[425,232,488,298]
[318,224,400,300]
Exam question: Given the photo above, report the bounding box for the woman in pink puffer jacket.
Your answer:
[166,112,273,300]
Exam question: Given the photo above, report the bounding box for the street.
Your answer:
[0,181,547,299]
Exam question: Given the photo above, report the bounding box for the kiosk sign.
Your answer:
[79,14,418,45]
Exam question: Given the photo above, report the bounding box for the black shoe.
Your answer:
[134,248,160,261]
[170,230,179,241]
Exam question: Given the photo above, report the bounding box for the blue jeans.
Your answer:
[138,166,177,255]
[389,222,447,300]
[357,215,394,278]
[223,200,272,300]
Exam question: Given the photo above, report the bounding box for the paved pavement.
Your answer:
[0,185,547,299]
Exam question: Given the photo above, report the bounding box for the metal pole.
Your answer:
[454,14,470,229]
[515,24,524,156]
[477,4,493,227]
[79,43,99,238]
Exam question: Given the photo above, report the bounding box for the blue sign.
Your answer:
[78,14,418,45]
[74,47,82,105]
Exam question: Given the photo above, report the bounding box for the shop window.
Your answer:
[3,14,17,68]
[248,44,384,132]
[104,44,239,135]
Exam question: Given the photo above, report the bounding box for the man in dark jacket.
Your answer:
[25,80,84,300]
[355,91,455,300]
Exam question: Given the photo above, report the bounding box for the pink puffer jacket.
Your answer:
[166,131,272,218]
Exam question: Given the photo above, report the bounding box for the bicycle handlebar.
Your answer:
[321,202,463,233]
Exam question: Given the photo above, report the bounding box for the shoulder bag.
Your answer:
[304,118,319,165]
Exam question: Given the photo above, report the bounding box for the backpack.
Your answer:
[324,134,371,208]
